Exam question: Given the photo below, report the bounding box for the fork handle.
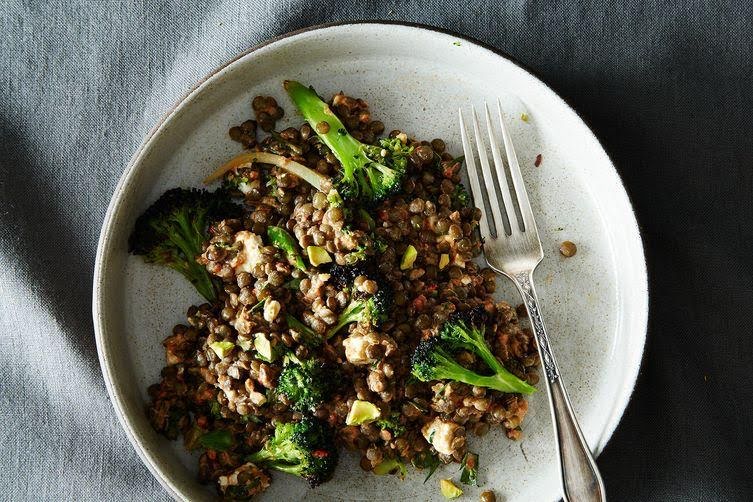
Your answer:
[512,271,606,502]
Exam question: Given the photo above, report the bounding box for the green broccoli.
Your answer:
[128,188,241,301]
[325,287,392,339]
[245,417,338,487]
[277,358,333,411]
[284,80,411,204]
[411,310,536,395]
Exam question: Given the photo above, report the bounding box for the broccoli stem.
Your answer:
[434,350,535,395]
[461,330,535,394]
[463,328,510,377]
[167,212,218,301]
[284,80,366,186]
[325,301,365,339]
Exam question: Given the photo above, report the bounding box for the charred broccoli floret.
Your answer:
[410,309,536,395]
[245,417,338,487]
[277,358,333,411]
[284,80,410,204]
[328,260,375,288]
[128,188,241,301]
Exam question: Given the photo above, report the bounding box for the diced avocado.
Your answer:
[440,479,463,499]
[236,335,253,352]
[209,341,234,359]
[373,458,407,478]
[438,253,450,270]
[306,245,332,266]
[345,400,381,425]
[400,245,417,270]
[254,332,276,362]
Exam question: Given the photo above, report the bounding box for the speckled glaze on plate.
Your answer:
[93,22,648,502]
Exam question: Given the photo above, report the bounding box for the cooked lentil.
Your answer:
[146,88,540,499]
[560,240,577,257]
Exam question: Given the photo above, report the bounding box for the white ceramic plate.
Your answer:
[94,22,647,502]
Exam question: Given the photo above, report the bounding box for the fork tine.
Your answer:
[471,106,506,237]
[484,102,516,235]
[496,100,538,234]
[458,109,491,241]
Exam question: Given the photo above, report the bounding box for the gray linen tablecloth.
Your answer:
[2,1,752,501]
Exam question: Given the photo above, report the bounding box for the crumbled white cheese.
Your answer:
[263,299,281,323]
[422,417,461,456]
[248,390,267,406]
[230,231,264,273]
[343,333,374,365]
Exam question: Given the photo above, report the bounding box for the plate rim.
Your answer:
[93,20,649,501]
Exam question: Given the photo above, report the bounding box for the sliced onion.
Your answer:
[203,151,326,192]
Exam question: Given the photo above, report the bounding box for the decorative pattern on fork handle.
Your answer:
[513,272,560,382]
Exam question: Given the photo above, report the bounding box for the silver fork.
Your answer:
[459,103,606,502]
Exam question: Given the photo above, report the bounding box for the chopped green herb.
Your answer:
[199,429,233,451]
[250,297,266,313]
[210,401,222,418]
[376,412,406,437]
[358,208,376,231]
[284,277,302,289]
[459,451,479,486]
[452,41,461,47]
[267,226,307,271]
[424,455,442,483]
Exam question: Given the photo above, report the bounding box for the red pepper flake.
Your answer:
[426,283,438,293]
[442,161,460,179]
[311,449,329,459]
[412,294,427,312]
[534,154,542,167]
[378,209,389,221]
[196,416,208,428]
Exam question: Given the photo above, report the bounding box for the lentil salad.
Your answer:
[138,81,540,500]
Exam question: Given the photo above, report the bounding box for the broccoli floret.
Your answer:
[128,188,241,301]
[284,80,410,204]
[325,287,392,339]
[277,358,333,411]
[438,307,502,371]
[329,261,375,288]
[410,334,536,395]
[245,417,338,487]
